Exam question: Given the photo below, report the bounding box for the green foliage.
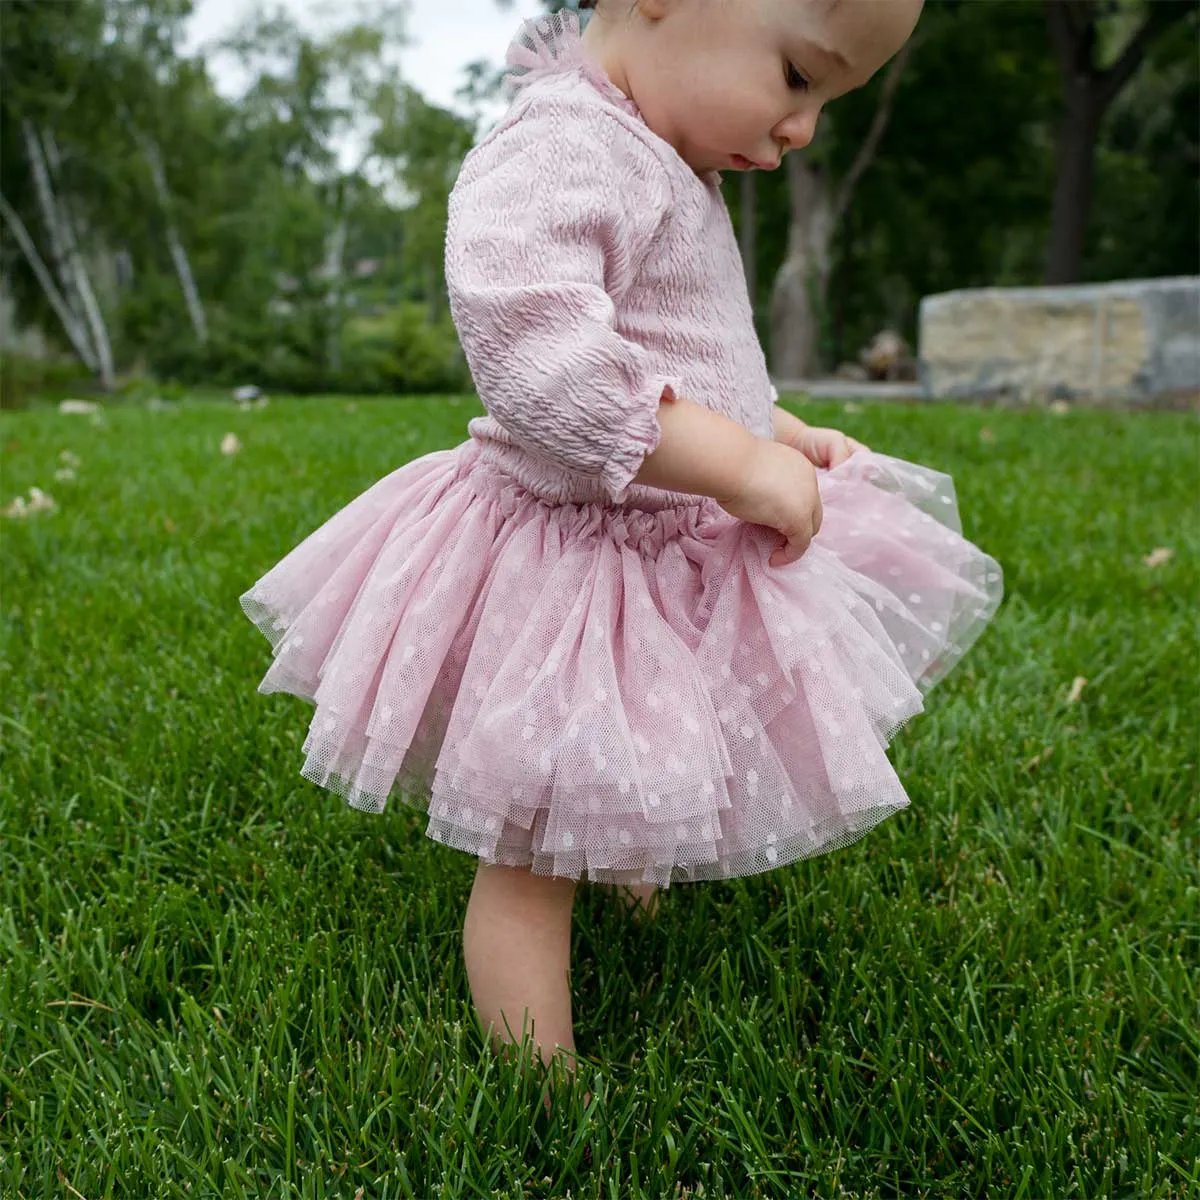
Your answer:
[0,0,477,395]
[723,0,1198,365]
[827,0,1061,358]
[1087,13,1200,282]
[0,353,93,410]
[1,0,1196,385]
[337,305,469,395]
[118,300,469,396]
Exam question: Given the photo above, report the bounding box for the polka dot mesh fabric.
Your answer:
[240,439,1003,889]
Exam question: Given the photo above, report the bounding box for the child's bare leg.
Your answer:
[463,861,580,1103]
[602,879,661,921]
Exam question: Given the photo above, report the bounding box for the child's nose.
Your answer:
[774,106,821,151]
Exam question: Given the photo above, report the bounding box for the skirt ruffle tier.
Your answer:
[240,440,1002,887]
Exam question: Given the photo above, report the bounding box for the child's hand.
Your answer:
[792,424,871,469]
[715,438,823,568]
[772,407,870,468]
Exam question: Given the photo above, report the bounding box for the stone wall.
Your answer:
[918,277,1199,407]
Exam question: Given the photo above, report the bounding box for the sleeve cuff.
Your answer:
[599,377,680,503]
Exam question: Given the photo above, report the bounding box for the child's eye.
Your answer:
[785,61,810,92]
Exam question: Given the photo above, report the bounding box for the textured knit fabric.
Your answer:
[447,11,776,510]
[238,11,1004,888]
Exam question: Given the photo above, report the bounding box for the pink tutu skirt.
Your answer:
[239,439,1002,888]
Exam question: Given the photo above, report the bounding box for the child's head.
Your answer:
[582,0,923,174]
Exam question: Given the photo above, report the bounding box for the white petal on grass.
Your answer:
[1022,745,1055,771]
[220,433,241,456]
[3,486,57,518]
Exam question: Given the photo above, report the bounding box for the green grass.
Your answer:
[1,391,1197,1198]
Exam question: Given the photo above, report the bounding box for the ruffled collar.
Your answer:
[504,10,643,122]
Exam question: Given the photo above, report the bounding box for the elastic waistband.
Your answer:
[452,438,710,516]
[447,441,726,556]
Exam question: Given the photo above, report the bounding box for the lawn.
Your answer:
[1,391,1196,1198]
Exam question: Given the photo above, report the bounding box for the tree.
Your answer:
[107,0,211,345]
[0,0,119,387]
[0,0,219,385]
[1042,0,1199,283]
[371,84,477,321]
[218,2,411,378]
[768,39,914,380]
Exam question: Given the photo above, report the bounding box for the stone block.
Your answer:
[918,277,1200,406]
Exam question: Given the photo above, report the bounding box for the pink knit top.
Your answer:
[445,12,779,513]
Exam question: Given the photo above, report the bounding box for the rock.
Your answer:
[58,399,100,414]
[859,330,916,381]
[233,385,262,402]
[919,277,1200,406]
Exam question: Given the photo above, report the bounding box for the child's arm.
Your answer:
[771,404,810,448]
[772,401,872,468]
[634,392,868,504]
[633,390,762,503]
[445,101,679,505]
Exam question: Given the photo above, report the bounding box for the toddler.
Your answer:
[240,0,1002,1098]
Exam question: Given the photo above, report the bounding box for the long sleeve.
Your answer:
[445,97,680,503]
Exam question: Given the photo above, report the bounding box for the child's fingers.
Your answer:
[769,532,813,567]
[827,436,868,466]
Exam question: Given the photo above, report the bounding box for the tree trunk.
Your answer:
[133,125,209,344]
[57,203,115,391]
[1045,84,1100,284]
[769,154,833,380]
[767,38,913,379]
[28,123,115,389]
[0,191,98,370]
[22,121,86,334]
[1041,0,1195,284]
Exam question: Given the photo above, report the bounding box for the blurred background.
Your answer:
[1,0,1197,406]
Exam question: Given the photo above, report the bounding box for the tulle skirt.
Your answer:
[239,439,1002,887]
